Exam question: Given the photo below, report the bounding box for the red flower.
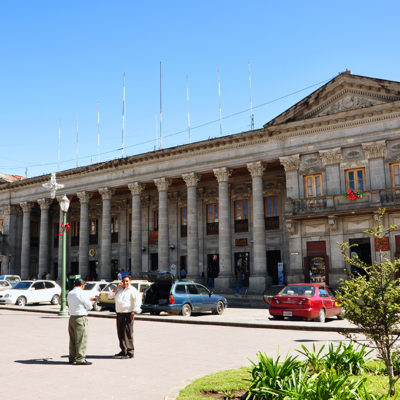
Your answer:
[344,189,362,201]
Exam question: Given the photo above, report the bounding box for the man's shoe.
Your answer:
[73,360,92,365]
[119,354,133,359]
[114,351,125,357]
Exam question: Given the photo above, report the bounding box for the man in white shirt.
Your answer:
[108,275,142,359]
[67,278,96,365]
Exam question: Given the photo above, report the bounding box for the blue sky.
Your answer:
[1,1,399,178]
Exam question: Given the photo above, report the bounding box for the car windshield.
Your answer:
[0,281,9,287]
[13,282,32,290]
[280,285,315,296]
[84,283,96,290]
[104,283,118,292]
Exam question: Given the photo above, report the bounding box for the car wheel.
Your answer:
[16,296,27,307]
[181,304,192,317]
[93,301,102,311]
[212,301,225,315]
[316,308,326,323]
[50,295,60,305]
[150,311,160,315]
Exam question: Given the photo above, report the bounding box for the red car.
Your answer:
[267,283,341,323]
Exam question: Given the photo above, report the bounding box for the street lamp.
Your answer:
[59,194,70,316]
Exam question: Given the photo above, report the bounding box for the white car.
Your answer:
[83,280,108,311]
[0,280,61,306]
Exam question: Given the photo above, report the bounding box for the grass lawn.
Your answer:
[176,366,400,399]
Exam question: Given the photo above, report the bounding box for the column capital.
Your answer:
[154,177,171,192]
[20,201,33,213]
[362,141,387,160]
[182,172,200,187]
[213,167,232,183]
[128,182,144,196]
[37,198,51,210]
[77,191,91,204]
[279,155,300,171]
[98,187,114,200]
[247,161,265,178]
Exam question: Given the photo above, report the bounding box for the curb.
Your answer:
[0,305,360,333]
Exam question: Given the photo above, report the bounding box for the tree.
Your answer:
[337,208,400,396]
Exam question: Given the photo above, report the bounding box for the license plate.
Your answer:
[283,311,292,317]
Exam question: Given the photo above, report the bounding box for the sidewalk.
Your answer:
[0,302,359,333]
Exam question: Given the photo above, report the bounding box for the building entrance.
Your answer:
[267,250,281,285]
[150,253,158,271]
[349,238,371,277]
[89,260,98,280]
[234,252,250,293]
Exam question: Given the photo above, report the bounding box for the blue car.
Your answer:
[141,271,228,317]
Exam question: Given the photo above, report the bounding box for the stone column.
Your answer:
[182,173,200,277]
[279,156,300,199]
[320,148,342,195]
[77,192,90,280]
[129,182,144,276]
[247,162,268,292]
[154,178,170,269]
[362,141,387,190]
[213,167,232,290]
[118,202,128,272]
[20,202,33,279]
[37,198,51,278]
[99,187,113,280]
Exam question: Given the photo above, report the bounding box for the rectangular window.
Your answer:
[89,218,98,245]
[304,174,323,197]
[111,216,118,243]
[346,168,365,191]
[71,221,79,246]
[207,204,218,222]
[234,200,247,220]
[153,210,159,231]
[391,163,400,188]
[234,200,248,232]
[264,196,280,230]
[180,207,187,238]
[206,204,218,235]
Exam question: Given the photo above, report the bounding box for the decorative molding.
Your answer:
[168,192,179,202]
[362,141,387,160]
[154,177,171,192]
[37,198,51,210]
[20,201,33,213]
[182,172,200,187]
[286,220,297,235]
[128,182,144,196]
[213,167,232,183]
[279,155,300,172]
[98,187,114,200]
[77,191,91,204]
[319,148,342,166]
[328,215,338,232]
[247,161,265,178]
[1,205,18,215]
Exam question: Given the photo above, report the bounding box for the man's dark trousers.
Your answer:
[116,313,134,356]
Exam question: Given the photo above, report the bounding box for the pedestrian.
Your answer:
[180,267,187,279]
[117,269,122,280]
[235,259,243,295]
[67,278,96,365]
[108,275,142,359]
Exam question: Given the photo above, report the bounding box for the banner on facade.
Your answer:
[375,237,389,251]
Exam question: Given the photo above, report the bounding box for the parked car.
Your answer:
[0,275,21,283]
[267,283,341,323]
[0,280,13,291]
[83,280,108,311]
[97,279,152,311]
[141,271,228,317]
[0,280,61,306]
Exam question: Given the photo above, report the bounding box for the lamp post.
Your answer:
[59,194,70,316]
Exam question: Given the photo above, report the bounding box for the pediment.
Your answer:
[264,72,400,127]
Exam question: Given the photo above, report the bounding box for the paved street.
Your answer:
[1,308,349,400]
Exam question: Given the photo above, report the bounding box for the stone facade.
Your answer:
[1,71,400,292]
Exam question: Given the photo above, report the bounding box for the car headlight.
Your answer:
[4,294,10,298]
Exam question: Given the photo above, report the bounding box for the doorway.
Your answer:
[267,250,281,285]
[150,253,158,271]
[89,260,98,280]
[234,252,250,276]
[70,261,79,275]
[349,238,371,277]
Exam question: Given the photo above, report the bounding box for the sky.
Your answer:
[0,1,399,178]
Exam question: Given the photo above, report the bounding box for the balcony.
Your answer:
[287,189,400,217]
[89,234,98,245]
[207,222,219,235]
[265,216,280,230]
[234,219,248,233]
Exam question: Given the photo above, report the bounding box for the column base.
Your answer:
[214,276,231,292]
[249,276,267,293]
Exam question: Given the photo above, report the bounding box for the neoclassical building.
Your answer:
[1,71,400,292]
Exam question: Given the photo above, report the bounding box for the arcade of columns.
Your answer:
[16,161,269,291]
